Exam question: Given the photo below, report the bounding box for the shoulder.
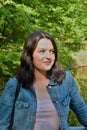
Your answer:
[64,71,76,86]
[65,71,74,80]
[65,70,72,76]
[1,77,18,97]
[64,71,78,90]
[0,77,18,105]
[5,77,18,89]
[7,77,18,84]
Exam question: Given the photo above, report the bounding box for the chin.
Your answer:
[45,67,52,71]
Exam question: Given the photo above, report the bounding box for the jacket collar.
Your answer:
[48,78,58,86]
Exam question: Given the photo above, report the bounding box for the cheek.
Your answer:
[33,54,41,60]
[52,55,55,61]
[33,55,41,65]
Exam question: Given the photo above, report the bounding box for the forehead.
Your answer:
[36,38,54,49]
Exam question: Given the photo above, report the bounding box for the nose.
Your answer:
[45,51,51,59]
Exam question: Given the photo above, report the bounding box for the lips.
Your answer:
[44,60,52,65]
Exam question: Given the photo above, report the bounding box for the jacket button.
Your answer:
[48,86,52,88]
[55,100,58,104]
[19,103,23,108]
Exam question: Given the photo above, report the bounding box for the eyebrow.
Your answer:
[38,48,54,50]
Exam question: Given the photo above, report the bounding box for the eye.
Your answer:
[39,50,45,53]
[50,50,55,54]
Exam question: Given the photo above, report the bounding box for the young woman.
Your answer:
[0,31,87,130]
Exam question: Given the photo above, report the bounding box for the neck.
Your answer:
[34,68,47,82]
[34,68,50,99]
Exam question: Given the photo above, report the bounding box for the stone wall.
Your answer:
[72,50,87,79]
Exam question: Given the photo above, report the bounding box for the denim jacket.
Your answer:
[0,71,87,130]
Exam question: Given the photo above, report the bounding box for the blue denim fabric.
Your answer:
[69,126,86,130]
[0,71,87,130]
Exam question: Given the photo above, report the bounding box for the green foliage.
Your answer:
[0,0,87,48]
[0,43,22,75]
[0,0,35,44]
[69,110,81,126]
[0,43,22,94]
[56,40,74,71]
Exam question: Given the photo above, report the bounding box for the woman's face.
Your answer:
[33,38,55,74]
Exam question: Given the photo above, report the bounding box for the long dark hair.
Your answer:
[17,31,65,89]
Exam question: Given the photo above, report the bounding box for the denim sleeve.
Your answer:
[69,72,87,127]
[0,78,17,130]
